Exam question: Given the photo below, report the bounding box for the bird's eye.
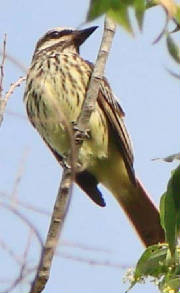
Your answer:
[50,31,60,38]
[45,29,73,40]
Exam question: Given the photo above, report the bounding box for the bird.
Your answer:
[24,25,165,247]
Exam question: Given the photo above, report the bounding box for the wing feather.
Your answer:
[98,78,136,184]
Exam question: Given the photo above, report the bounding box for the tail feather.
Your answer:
[112,178,165,247]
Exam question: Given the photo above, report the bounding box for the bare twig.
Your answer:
[152,12,169,44]
[29,16,116,293]
[0,204,44,293]
[57,251,131,270]
[0,238,23,266]
[0,36,26,126]
[0,267,35,293]
[0,202,43,249]
[17,231,33,287]
[0,191,51,216]
[0,51,27,74]
[11,148,29,202]
[4,76,26,102]
[0,34,7,96]
[0,235,36,292]
[0,266,36,293]
[0,76,26,127]
[6,109,26,119]
[0,231,33,293]
[62,240,113,253]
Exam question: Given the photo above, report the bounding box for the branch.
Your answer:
[1,203,43,249]
[0,191,51,216]
[0,51,27,74]
[0,36,26,127]
[0,34,7,96]
[56,251,131,270]
[29,169,73,293]
[11,148,29,202]
[0,76,26,127]
[77,16,116,142]
[29,16,116,293]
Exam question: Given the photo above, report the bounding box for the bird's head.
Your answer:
[34,26,98,55]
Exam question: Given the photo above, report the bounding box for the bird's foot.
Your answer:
[71,121,91,144]
[61,153,82,172]
[61,155,71,169]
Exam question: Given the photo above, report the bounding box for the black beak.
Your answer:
[74,26,98,46]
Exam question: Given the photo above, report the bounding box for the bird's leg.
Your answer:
[71,121,91,144]
[60,154,71,170]
[61,151,82,173]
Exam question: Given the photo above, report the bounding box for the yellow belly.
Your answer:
[28,75,109,171]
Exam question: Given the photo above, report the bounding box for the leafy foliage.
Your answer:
[160,165,180,255]
[166,35,180,64]
[126,244,180,293]
[147,0,179,20]
[87,0,146,33]
[165,33,180,78]
[175,5,180,25]
[87,0,180,33]
[87,0,180,66]
[127,165,180,293]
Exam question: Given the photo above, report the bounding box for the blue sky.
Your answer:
[0,1,179,292]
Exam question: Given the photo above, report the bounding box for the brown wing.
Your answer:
[98,78,136,185]
[85,60,136,184]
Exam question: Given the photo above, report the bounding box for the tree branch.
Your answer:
[0,36,26,127]
[0,76,26,127]
[0,35,7,96]
[77,17,116,132]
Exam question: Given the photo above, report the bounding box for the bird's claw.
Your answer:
[71,121,91,144]
[61,155,71,169]
[61,152,82,171]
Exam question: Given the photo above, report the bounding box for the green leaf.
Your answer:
[159,275,180,293]
[146,0,158,9]
[166,35,180,64]
[126,245,180,292]
[146,0,180,24]
[134,0,145,30]
[171,165,180,233]
[160,193,166,229]
[175,5,180,26]
[108,5,133,33]
[160,190,176,254]
[160,165,180,255]
[134,244,168,278]
[87,0,146,33]
[126,244,168,292]
[87,0,110,21]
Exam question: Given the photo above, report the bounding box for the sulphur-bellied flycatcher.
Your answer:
[24,26,165,246]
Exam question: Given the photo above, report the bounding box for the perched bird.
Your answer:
[24,26,165,247]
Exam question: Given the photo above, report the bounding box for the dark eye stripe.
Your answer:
[35,29,74,52]
[47,29,73,39]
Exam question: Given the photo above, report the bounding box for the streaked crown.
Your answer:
[34,26,98,56]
